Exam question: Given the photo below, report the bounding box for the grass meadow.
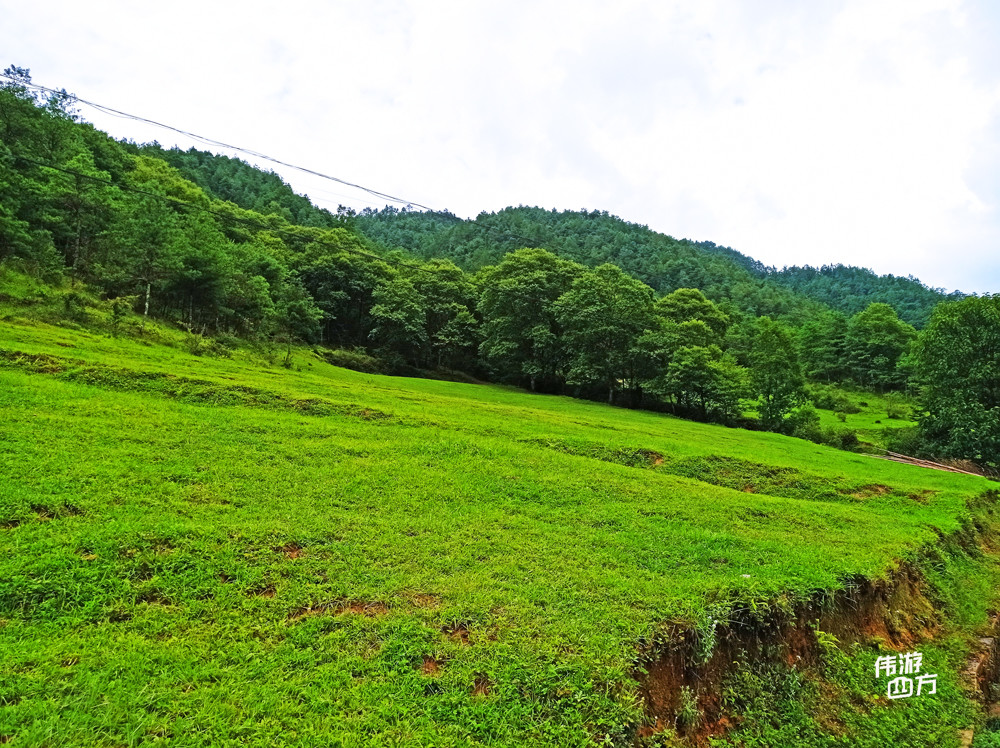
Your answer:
[1,304,999,746]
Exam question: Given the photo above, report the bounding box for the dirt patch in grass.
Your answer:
[421,657,442,676]
[523,438,665,468]
[406,592,441,609]
[908,489,937,504]
[290,599,390,620]
[343,601,390,617]
[136,588,170,605]
[472,674,492,697]
[275,542,305,559]
[850,484,893,499]
[443,622,471,645]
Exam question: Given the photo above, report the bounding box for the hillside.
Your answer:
[2,285,1000,746]
[4,67,1000,745]
[137,146,953,328]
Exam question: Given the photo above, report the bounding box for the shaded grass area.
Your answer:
[0,315,998,746]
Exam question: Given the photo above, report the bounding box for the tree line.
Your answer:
[1,66,996,468]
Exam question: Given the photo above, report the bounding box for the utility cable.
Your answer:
[0,73,538,248]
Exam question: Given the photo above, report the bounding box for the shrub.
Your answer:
[807,384,860,413]
[885,393,911,420]
[318,347,385,374]
[822,427,859,450]
[62,291,88,322]
[885,426,922,455]
[787,403,822,442]
[675,685,701,731]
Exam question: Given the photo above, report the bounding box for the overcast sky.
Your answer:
[4,0,1000,292]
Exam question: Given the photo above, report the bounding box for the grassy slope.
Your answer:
[813,388,918,451]
[0,302,997,745]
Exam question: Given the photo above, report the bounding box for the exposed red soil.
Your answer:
[421,656,442,675]
[635,562,942,745]
[274,542,305,559]
[343,601,390,616]
[290,599,390,620]
[966,615,1000,706]
[443,622,471,645]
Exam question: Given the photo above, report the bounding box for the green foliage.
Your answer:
[103,295,137,337]
[675,686,701,731]
[554,263,656,403]
[317,346,385,374]
[821,426,860,450]
[144,145,346,229]
[797,310,849,382]
[0,64,983,462]
[770,263,953,328]
[846,302,917,391]
[913,295,1000,468]
[787,402,823,442]
[807,383,861,414]
[713,640,975,748]
[750,317,805,432]
[476,248,583,390]
[355,205,830,323]
[885,392,911,420]
[654,287,729,336]
[369,275,428,362]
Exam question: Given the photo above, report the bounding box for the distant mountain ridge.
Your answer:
[150,145,956,327]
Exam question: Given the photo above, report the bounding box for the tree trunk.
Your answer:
[71,208,83,285]
[141,282,151,332]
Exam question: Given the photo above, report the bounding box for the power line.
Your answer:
[0,74,438,213]
[0,73,540,250]
[10,153,442,275]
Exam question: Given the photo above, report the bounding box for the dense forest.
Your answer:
[1,66,997,467]
[352,205,956,327]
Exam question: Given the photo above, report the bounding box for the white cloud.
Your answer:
[2,0,999,291]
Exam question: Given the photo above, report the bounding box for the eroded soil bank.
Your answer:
[634,492,1000,746]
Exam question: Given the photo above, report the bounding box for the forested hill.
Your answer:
[768,264,961,328]
[353,205,808,319]
[143,143,954,327]
[142,145,345,230]
[352,206,953,328]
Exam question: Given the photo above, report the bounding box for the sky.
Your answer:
[3,0,1000,293]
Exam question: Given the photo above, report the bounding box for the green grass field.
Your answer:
[2,297,999,746]
[813,387,918,450]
